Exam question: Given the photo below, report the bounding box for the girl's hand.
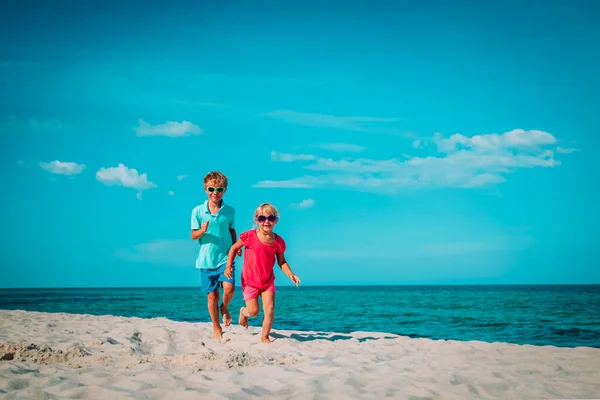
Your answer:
[290,274,301,287]
[236,248,242,256]
[224,266,233,279]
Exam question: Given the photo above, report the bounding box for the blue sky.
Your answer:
[1,0,598,288]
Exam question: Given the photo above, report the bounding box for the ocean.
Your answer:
[1,285,598,348]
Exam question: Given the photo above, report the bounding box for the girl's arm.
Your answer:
[224,239,244,278]
[276,252,301,286]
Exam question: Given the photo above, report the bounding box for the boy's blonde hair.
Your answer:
[254,202,280,218]
[203,171,228,187]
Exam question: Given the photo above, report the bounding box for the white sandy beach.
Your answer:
[0,310,599,399]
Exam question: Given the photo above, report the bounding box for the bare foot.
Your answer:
[238,307,248,329]
[261,336,274,344]
[220,304,232,327]
[213,327,223,340]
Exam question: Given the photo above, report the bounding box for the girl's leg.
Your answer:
[239,297,259,329]
[260,291,275,343]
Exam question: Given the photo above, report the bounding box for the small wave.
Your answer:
[551,327,600,338]
[471,322,508,328]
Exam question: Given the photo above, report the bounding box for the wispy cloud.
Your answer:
[168,191,175,196]
[556,146,580,154]
[433,129,556,152]
[256,129,576,191]
[134,118,203,137]
[253,177,321,189]
[114,239,195,266]
[96,163,157,199]
[177,174,188,181]
[310,143,366,153]
[264,110,403,134]
[290,199,315,209]
[39,160,85,175]
[271,151,316,162]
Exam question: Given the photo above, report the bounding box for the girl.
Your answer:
[224,202,301,343]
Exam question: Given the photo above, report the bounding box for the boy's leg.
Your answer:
[200,268,223,339]
[220,283,234,327]
[207,288,222,338]
[260,291,275,343]
[217,264,235,327]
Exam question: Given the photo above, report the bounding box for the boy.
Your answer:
[190,171,239,340]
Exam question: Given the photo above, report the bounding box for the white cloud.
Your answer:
[177,174,188,181]
[168,191,175,196]
[412,139,423,149]
[433,129,556,153]
[96,164,157,198]
[134,118,203,137]
[271,151,316,162]
[556,146,580,154]
[256,129,574,191]
[39,160,85,175]
[114,239,196,266]
[310,143,366,153]
[17,160,25,166]
[290,199,315,208]
[264,110,403,134]
[253,176,323,188]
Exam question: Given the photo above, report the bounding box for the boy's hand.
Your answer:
[200,221,209,233]
[290,274,301,287]
[224,265,233,279]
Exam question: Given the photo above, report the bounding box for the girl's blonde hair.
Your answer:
[254,202,280,218]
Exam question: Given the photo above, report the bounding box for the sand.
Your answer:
[1,310,599,399]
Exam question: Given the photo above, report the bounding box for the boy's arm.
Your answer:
[229,209,241,255]
[224,239,244,278]
[230,228,242,256]
[276,252,301,286]
[191,223,208,240]
[191,226,208,240]
[190,208,208,240]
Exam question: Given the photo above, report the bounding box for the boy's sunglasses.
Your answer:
[256,215,278,223]
[207,186,225,193]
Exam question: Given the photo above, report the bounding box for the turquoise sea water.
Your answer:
[1,285,598,348]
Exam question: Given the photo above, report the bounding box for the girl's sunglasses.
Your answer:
[256,215,278,223]
[207,186,225,193]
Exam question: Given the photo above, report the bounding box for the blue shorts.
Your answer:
[200,263,234,293]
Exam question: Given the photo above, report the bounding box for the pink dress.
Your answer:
[240,229,286,300]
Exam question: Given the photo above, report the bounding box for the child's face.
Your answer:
[256,212,278,233]
[204,179,227,203]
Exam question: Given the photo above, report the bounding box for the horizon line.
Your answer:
[1,283,599,290]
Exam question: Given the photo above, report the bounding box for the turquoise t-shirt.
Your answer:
[191,200,235,269]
